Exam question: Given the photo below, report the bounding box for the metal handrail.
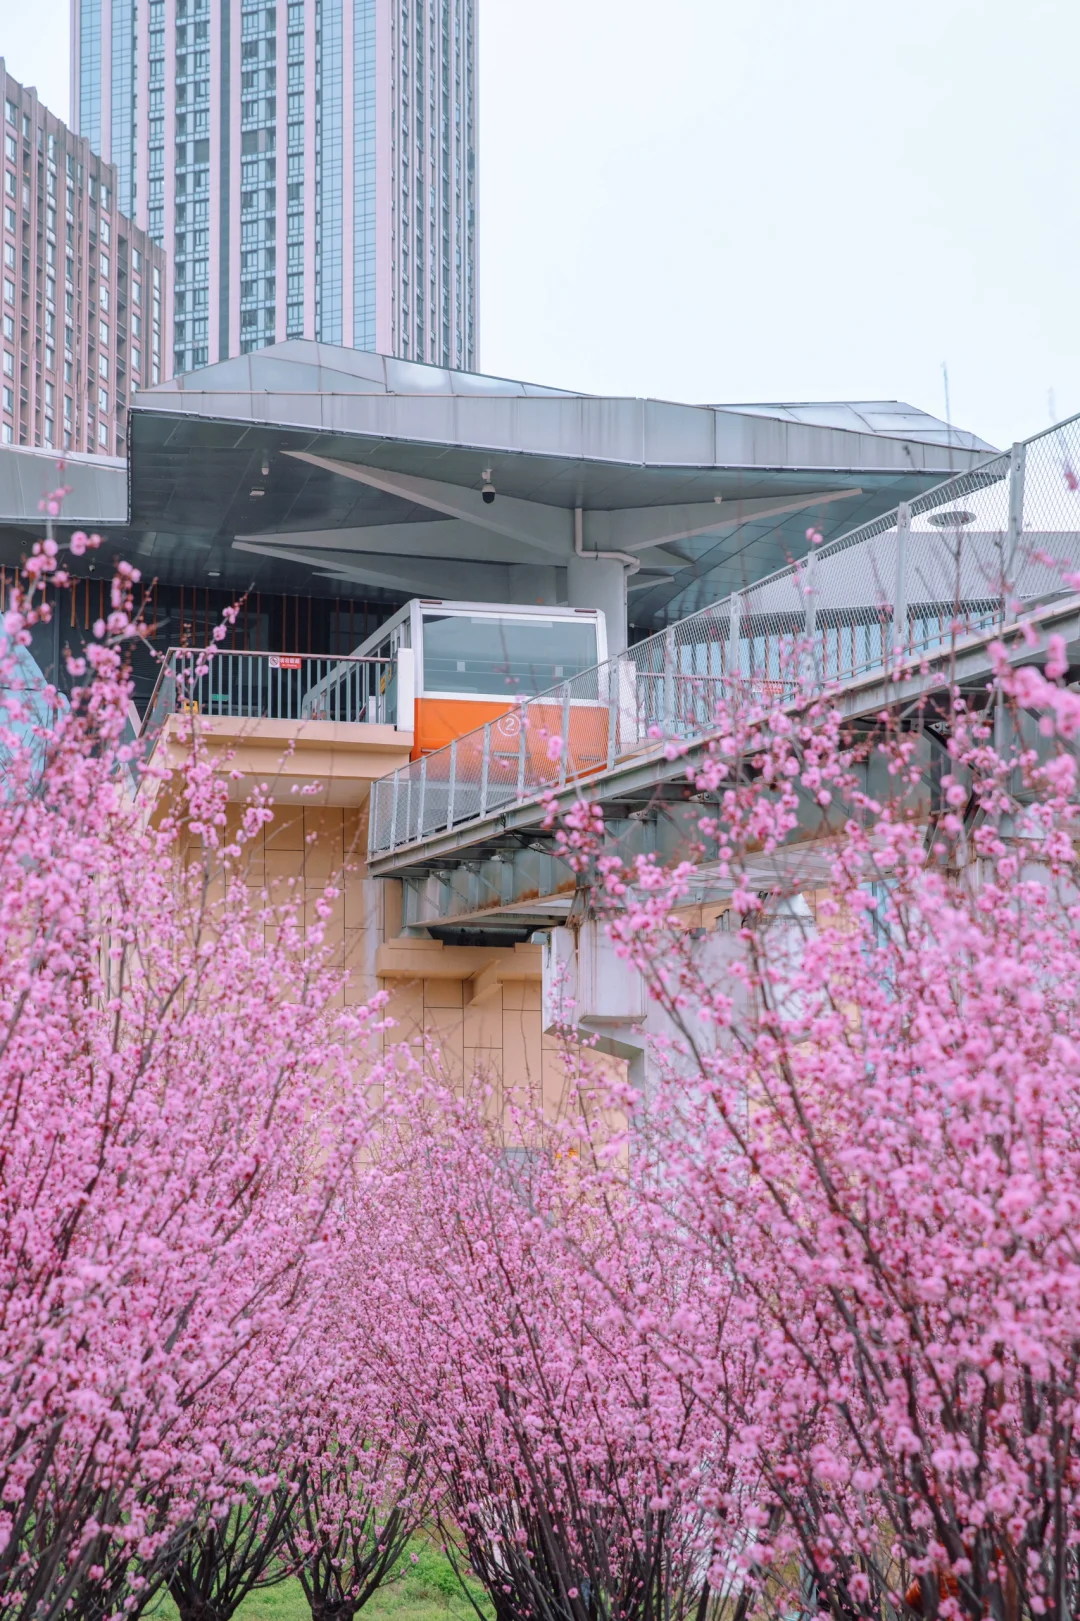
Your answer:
[140,647,396,751]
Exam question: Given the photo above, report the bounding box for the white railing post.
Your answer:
[446,739,457,830]
[558,685,570,788]
[480,723,491,817]
[395,646,415,732]
[390,769,401,849]
[1005,440,1027,589]
[728,591,741,688]
[893,501,910,663]
[417,755,427,837]
[803,549,818,685]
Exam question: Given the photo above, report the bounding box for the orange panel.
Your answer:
[412,696,516,760]
[521,702,610,783]
[413,698,613,798]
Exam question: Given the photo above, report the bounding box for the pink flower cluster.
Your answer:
[6,509,1080,1621]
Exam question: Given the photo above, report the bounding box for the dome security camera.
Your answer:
[481,466,495,504]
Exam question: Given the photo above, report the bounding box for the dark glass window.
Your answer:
[421,613,598,699]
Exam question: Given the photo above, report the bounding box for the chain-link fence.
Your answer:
[370,414,1080,858]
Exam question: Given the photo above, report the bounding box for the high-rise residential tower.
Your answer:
[71,0,477,377]
[0,61,164,454]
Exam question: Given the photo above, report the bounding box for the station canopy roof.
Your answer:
[2,343,998,634]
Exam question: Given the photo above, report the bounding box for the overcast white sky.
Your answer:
[3,0,1078,450]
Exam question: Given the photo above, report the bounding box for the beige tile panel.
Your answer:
[501,1009,543,1091]
[265,809,306,851]
[464,992,504,1048]
[343,873,381,931]
[502,980,542,1012]
[424,979,464,1010]
[423,1005,465,1086]
[264,848,305,885]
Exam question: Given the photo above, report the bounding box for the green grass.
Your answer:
[146,1536,492,1621]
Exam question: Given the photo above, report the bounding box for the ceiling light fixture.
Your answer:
[927,509,976,528]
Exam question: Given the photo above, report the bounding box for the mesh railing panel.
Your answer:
[370,416,1080,857]
[1016,418,1080,598]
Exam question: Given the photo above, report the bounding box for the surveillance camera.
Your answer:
[481,481,496,504]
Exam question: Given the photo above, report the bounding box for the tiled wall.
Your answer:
[223,800,588,1106]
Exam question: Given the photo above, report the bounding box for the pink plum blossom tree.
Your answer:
[355,1080,723,1621]
[550,625,1080,1621]
[0,532,384,1620]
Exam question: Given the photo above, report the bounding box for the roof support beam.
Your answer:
[238,519,561,567]
[603,488,863,551]
[281,456,863,574]
[232,538,514,599]
[285,451,574,558]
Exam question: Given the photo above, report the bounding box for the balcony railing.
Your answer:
[141,648,396,746]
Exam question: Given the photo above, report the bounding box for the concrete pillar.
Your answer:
[567,554,628,658]
[542,918,748,1094]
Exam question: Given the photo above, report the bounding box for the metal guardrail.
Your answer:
[369,410,1080,858]
[140,648,395,748]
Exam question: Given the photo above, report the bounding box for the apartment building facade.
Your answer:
[0,62,164,456]
[71,0,478,379]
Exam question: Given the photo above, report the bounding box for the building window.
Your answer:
[99,319,109,344]
[97,421,109,447]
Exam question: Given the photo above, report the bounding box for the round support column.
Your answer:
[567,553,628,657]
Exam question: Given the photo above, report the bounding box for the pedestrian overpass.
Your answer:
[367,413,1080,941]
